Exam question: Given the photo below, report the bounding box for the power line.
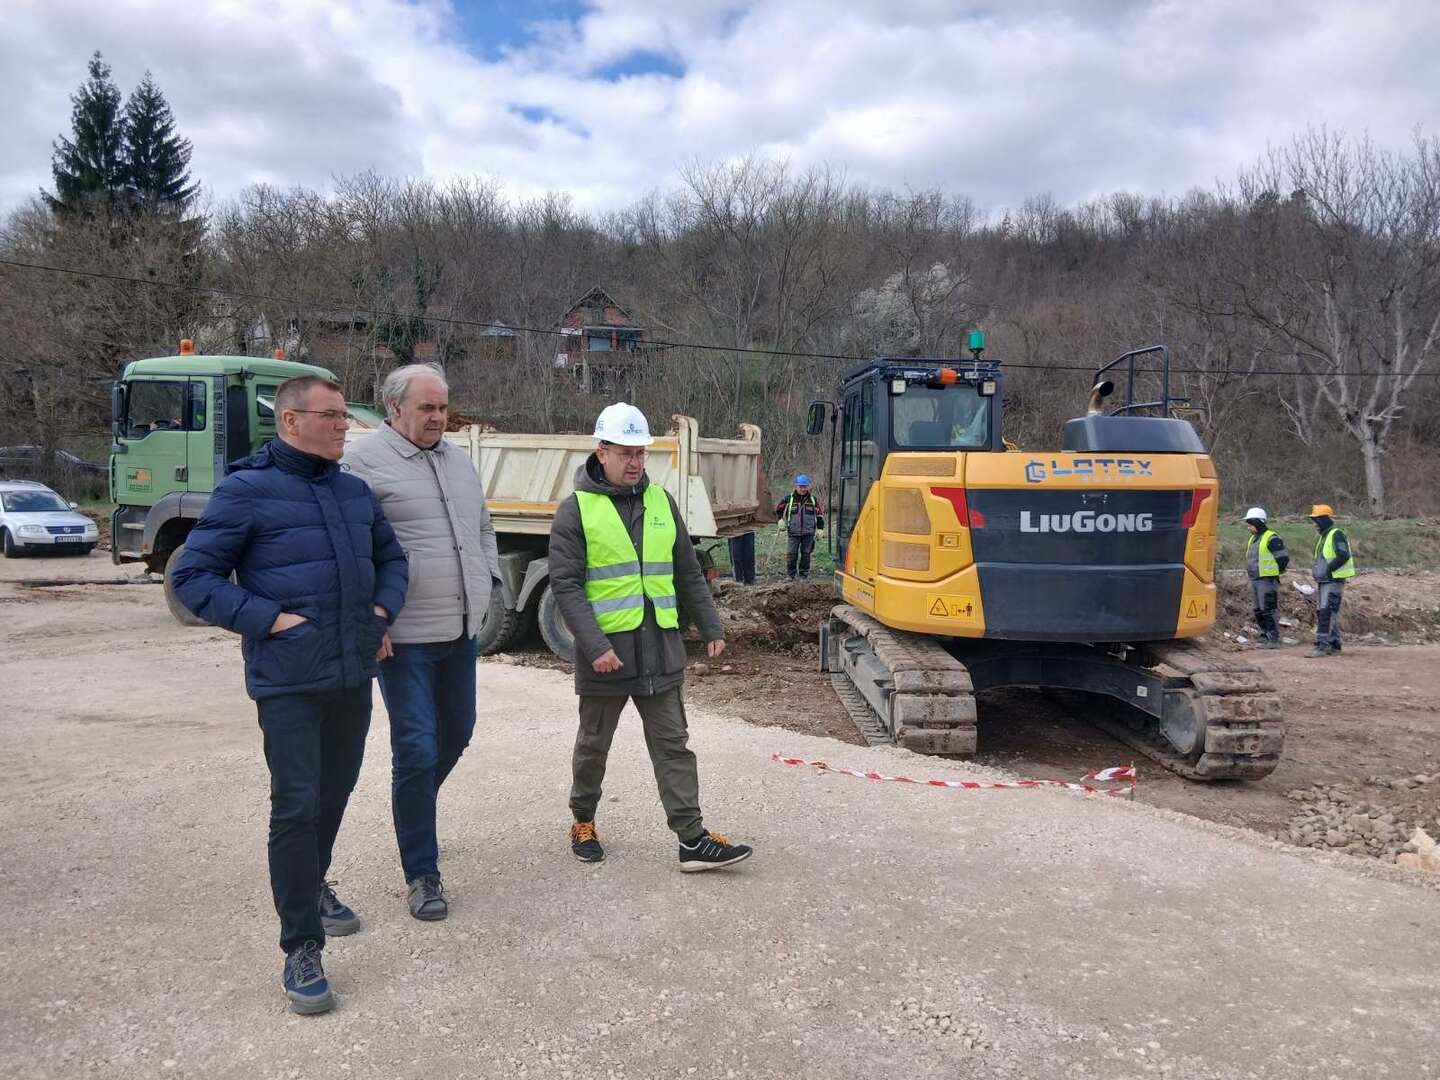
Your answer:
[3,255,1439,379]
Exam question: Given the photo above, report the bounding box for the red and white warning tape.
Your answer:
[770,754,1137,797]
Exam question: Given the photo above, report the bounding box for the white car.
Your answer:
[0,480,100,557]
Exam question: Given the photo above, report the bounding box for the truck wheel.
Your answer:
[163,543,209,627]
[473,586,533,656]
[537,581,575,663]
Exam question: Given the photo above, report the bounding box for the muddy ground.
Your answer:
[683,574,1440,862]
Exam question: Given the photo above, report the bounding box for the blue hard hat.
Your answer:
[795,474,811,486]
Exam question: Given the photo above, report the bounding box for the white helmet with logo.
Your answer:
[1244,506,1268,523]
[593,402,654,446]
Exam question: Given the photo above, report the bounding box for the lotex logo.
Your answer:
[623,421,644,435]
[1023,458,1152,484]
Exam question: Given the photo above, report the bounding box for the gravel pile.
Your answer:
[883,997,990,1050]
[1279,773,1439,860]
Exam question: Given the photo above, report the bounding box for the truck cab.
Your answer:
[109,343,340,620]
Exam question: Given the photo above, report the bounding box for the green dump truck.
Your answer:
[108,344,380,624]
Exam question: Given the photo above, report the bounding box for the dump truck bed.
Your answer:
[348,415,763,538]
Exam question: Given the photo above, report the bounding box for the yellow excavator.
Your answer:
[806,335,1283,780]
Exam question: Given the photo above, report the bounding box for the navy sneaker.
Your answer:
[283,940,334,1015]
[318,880,360,936]
[407,873,448,921]
[678,831,753,873]
[570,821,604,863]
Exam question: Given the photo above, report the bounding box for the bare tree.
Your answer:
[1185,130,1440,514]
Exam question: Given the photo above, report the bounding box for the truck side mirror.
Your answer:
[111,383,127,435]
[805,401,829,436]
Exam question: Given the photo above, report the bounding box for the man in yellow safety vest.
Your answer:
[547,402,754,872]
[1307,503,1355,658]
[1244,507,1289,648]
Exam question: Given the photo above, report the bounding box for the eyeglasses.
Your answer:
[601,444,647,461]
[288,409,352,423]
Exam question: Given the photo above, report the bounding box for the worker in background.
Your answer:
[776,474,824,580]
[342,363,501,924]
[727,529,756,585]
[548,402,753,872]
[1244,507,1289,648]
[1307,503,1355,657]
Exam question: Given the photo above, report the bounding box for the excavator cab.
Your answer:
[806,338,1285,781]
[809,332,1003,568]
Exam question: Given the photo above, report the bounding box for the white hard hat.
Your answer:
[593,401,654,446]
[1244,507,1268,522]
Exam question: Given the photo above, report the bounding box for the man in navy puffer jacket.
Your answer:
[172,375,407,1015]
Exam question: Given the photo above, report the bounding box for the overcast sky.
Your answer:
[2,0,1437,218]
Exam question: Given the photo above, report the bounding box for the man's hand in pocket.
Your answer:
[270,612,307,635]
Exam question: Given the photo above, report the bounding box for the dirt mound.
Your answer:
[1217,570,1440,643]
[712,579,836,652]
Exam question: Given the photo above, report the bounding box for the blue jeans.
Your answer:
[377,635,477,881]
[728,531,756,584]
[256,684,372,954]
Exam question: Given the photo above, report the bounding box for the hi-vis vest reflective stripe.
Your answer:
[1248,529,1280,578]
[1314,527,1356,580]
[575,486,679,633]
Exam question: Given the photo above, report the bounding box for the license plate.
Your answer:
[55,535,84,543]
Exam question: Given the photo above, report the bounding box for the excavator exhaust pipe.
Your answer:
[1086,379,1115,416]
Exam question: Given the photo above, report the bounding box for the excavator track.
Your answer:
[822,605,978,755]
[1085,639,1284,780]
[822,604,1284,781]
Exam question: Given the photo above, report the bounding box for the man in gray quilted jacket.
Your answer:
[342,364,500,921]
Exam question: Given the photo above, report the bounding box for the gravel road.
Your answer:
[3,554,1438,1079]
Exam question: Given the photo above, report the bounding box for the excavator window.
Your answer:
[892,386,989,449]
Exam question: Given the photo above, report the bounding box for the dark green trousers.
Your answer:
[570,687,704,841]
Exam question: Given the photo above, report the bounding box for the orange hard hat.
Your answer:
[1309,503,1335,518]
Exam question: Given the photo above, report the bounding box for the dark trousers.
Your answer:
[377,635,477,881]
[256,684,372,954]
[570,688,703,841]
[786,533,816,578]
[728,531,756,584]
[1250,578,1280,643]
[1316,581,1345,651]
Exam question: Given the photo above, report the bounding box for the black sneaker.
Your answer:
[406,874,448,921]
[570,821,604,863]
[318,880,360,936]
[1305,645,1333,658]
[283,940,334,1015]
[678,831,753,873]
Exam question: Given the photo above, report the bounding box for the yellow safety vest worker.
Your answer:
[1314,527,1356,580]
[1247,529,1280,578]
[575,486,679,633]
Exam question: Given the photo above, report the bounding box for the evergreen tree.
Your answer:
[122,72,199,213]
[47,51,127,214]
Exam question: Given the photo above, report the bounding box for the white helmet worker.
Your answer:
[1244,507,1268,523]
[593,402,654,446]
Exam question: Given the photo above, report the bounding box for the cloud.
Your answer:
[1,0,1436,218]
